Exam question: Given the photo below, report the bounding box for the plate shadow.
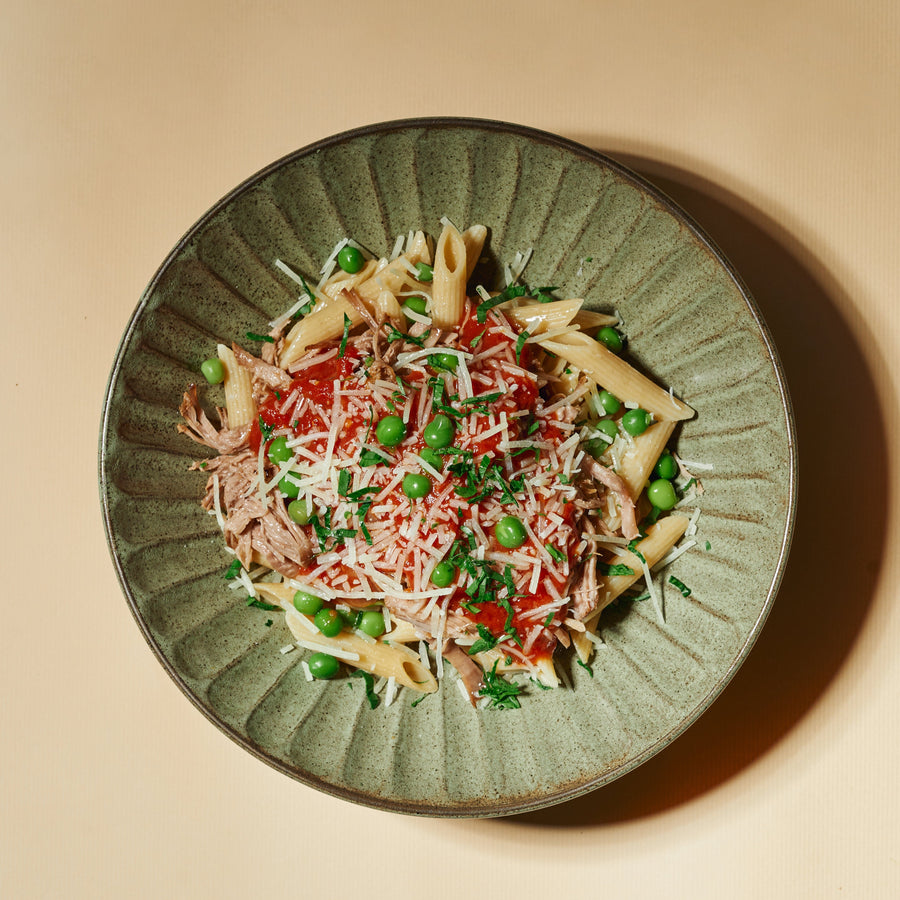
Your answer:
[505,146,891,827]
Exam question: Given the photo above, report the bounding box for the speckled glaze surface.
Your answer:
[99,118,796,817]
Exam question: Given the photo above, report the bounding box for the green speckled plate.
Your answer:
[99,118,796,817]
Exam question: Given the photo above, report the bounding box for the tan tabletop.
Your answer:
[4,1,899,896]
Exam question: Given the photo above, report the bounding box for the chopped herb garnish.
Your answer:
[576,659,594,677]
[338,313,351,357]
[411,694,427,707]
[599,563,635,577]
[358,448,387,467]
[545,543,565,563]
[350,670,381,709]
[295,274,316,316]
[534,285,559,303]
[258,415,275,442]
[475,284,529,323]
[385,325,427,347]
[479,660,523,710]
[669,575,692,597]
[530,677,552,691]
[543,611,556,627]
[245,331,275,343]
[468,623,498,656]
[337,469,352,496]
[360,521,373,545]
[224,559,242,580]
[246,597,278,611]
[515,330,530,364]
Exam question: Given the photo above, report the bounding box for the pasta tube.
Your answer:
[217,343,256,427]
[540,331,694,421]
[431,223,467,328]
[573,514,691,661]
[255,583,438,693]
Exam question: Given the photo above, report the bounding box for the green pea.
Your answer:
[430,561,456,587]
[597,327,623,353]
[598,390,621,415]
[495,515,527,549]
[431,352,458,371]
[591,418,619,448]
[267,435,292,464]
[584,438,610,459]
[402,296,428,319]
[655,451,678,481]
[423,414,454,449]
[293,590,323,615]
[419,447,444,472]
[402,473,432,499]
[358,610,386,637]
[313,607,342,637]
[279,471,303,499]
[287,499,313,525]
[647,478,678,511]
[622,408,651,436]
[307,652,339,679]
[415,262,433,282]
[337,245,364,274]
[200,358,225,384]
[375,414,406,447]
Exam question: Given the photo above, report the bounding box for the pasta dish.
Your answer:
[178,222,698,709]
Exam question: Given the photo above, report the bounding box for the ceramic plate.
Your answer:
[99,118,796,816]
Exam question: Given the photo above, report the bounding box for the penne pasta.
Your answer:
[573,514,691,661]
[255,583,438,693]
[431,223,467,328]
[503,298,583,334]
[279,294,365,367]
[217,343,256,427]
[539,331,694,421]
[179,223,705,712]
[616,420,676,499]
[461,224,487,280]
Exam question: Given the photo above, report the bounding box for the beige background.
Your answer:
[3,0,899,896]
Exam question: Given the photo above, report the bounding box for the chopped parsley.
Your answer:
[669,575,692,597]
[245,331,275,343]
[350,670,381,709]
[224,559,243,580]
[576,659,594,677]
[479,660,523,710]
[467,623,499,656]
[515,330,530,364]
[599,562,635,577]
[246,597,278,611]
[475,284,529,323]
[545,543,565,563]
[293,274,316,317]
[338,313,351,357]
[258,415,275,442]
[358,447,387,467]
